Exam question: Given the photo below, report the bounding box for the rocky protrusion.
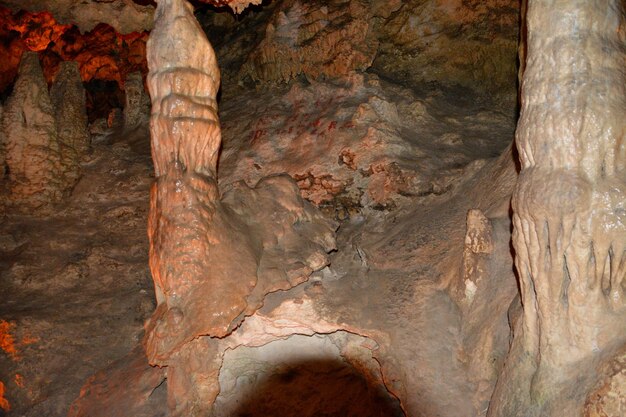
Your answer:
[50,61,90,156]
[145,0,337,414]
[123,72,150,129]
[461,209,493,305]
[490,1,626,416]
[239,0,385,83]
[2,52,78,212]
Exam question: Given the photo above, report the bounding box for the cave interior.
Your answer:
[0,0,625,416]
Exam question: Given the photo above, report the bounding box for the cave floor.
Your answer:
[0,130,156,417]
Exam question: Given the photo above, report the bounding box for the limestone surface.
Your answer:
[237,0,390,83]
[1,0,154,34]
[489,1,626,416]
[2,52,78,212]
[50,61,90,156]
[143,1,336,414]
[123,72,150,129]
[374,0,520,98]
[5,1,626,416]
[218,75,514,213]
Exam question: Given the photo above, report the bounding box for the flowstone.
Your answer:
[2,52,80,212]
[144,0,336,413]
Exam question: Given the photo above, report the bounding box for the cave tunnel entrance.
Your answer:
[214,333,404,417]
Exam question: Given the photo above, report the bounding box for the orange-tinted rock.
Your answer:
[144,1,336,414]
[68,346,166,417]
[0,7,148,93]
[1,0,154,34]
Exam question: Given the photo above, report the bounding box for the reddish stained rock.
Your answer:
[0,7,148,93]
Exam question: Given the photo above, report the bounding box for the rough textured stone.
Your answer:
[237,0,393,83]
[0,104,5,177]
[0,8,149,96]
[68,346,166,417]
[489,1,626,416]
[584,349,626,417]
[50,61,90,156]
[373,0,520,99]
[6,1,625,417]
[1,0,154,34]
[218,75,514,213]
[2,52,79,212]
[123,71,150,129]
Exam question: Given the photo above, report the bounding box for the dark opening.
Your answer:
[229,359,404,417]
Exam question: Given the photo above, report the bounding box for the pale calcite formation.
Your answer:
[123,72,150,129]
[144,0,336,414]
[2,52,80,212]
[489,1,626,416]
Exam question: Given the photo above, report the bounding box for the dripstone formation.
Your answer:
[144,0,336,414]
[489,1,626,415]
[1,52,85,213]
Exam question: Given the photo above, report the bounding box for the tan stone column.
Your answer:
[496,0,626,415]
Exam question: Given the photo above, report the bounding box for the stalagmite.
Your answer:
[123,71,150,129]
[2,52,78,212]
[50,61,90,156]
[489,1,626,416]
[144,0,336,414]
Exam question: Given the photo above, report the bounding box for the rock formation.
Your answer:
[489,1,626,416]
[0,7,149,103]
[238,0,387,83]
[143,0,336,414]
[4,0,625,416]
[123,71,150,129]
[374,0,520,98]
[0,104,5,176]
[1,54,88,214]
[1,52,79,212]
[1,0,154,34]
[50,61,90,156]
[218,75,514,213]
